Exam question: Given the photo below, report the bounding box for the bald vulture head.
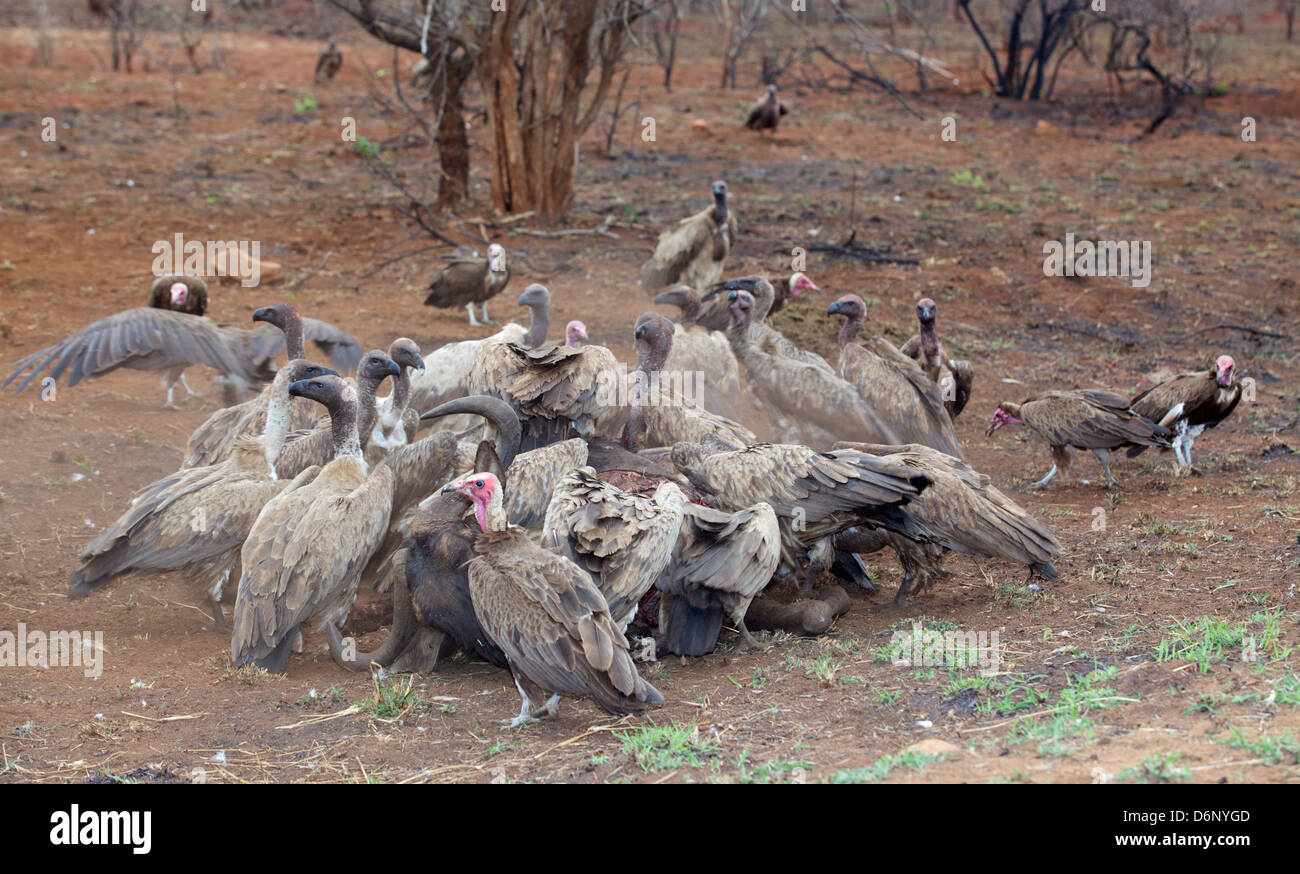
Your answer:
[827,294,867,320]
[358,349,401,383]
[487,243,507,273]
[789,272,819,298]
[289,373,353,409]
[253,303,301,332]
[565,321,588,347]
[985,404,1024,437]
[653,284,700,324]
[916,298,937,326]
[387,338,425,375]
[518,283,549,310]
[284,358,340,383]
[1215,354,1235,387]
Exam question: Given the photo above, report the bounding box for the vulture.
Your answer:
[183,304,324,469]
[656,499,780,656]
[1127,355,1242,474]
[833,442,1060,603]
[272,349,400,480]
[542,468,685,632]
[645,291,745,422]
[3,299,274,408]
[67,359,338,626]
[245,313,363,377]
[314,38,342,84]
[900,297,974,418]
[611,313,755,451]
[718,277,831,371]
[640,181,738,294]
[444,470,664,726]
[565,321,589,347]
[827,294,963,459]
[670,441,933,595]
[468,285,619,449]
[745,84,788,135]
[986,390,1172,488]
[424,243,510,327]
[726,289,903,446]
[368,337,427,464]
[231,374,394,673]
[662,272,818,333]
[405,283,551,419]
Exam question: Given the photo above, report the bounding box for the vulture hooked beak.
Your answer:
[985,408,1020,438]
[826,300,848,316]
[1215,355,1235,387]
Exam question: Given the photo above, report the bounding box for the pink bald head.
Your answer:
[170,282,188,307]
[1215,355,1235,387]
[565,320,588,347]
[443,471,500,533]
[790,272,819,297]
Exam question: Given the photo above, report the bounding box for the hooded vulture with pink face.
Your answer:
[148,274,209,315]
[231,374,394,673]
[900,297,973,418]
[445,470,664,727]
[1127,355,1242,474]
[641,181,738,294]
[660,272,818,333]
[827,294,963,459]
[986,390,1171,489]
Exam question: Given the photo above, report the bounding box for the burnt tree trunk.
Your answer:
[432,47,474,211]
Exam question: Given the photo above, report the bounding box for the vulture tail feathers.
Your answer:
[661,594,726,657]
[831,549,876,592]
[249,628,297,674]
[1031,561,1059,582]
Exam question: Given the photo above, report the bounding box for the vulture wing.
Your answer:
[3,308,270,394]
[1025,392,1169,449]
[469,528,662,715]
[424,256,488,308]
[641,207,716,293]
[505,438,588,529]
[838,336,963,458]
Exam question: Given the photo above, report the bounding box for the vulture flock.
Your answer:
[6,179,1248,728]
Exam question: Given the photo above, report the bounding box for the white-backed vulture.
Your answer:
[424,242,510,326]
[647,288,746,422]
[469,287,619,448]
[271,350,399,480]
[656,499,780,656]
[183,304,323,469]
[1127,355,1242,474]
[231,375,394,672]
[314,38,342,84]
[986,389,1172,488]
[745,84,788,134]
[640,180,738,294]
[405,283,551,418]
[542,468,685,632]
[900,297,974,418]
[608,313,755,451]
[833,442,1061,603]
[726,289,902,446]
[367,338,427,465]
[444,471,664,726]
[827,294,963,459]
[669,272,817,332]
[67,359,338,626]
[669,441,933,594]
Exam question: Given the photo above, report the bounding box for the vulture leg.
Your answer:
[734,618,769,652]
[503,672,543,729]
[465,303,482,327]
[533,694,562,719]
[179,370,203,398]
[798,538,834,599]
[1029,464,1059,490]
[893,561,916,606]
[480,301,493,324]
[1092,449,1118,488]
[206,573,230,632]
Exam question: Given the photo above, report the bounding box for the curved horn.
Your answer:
[326,552,420,671]
[420,395,522,470]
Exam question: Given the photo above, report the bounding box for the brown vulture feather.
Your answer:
[314,38,342,84]
[231,375,394,673]
[641,181,738,294]
[744,84,788,134]
[986,389,1171,488]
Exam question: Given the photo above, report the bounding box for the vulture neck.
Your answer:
[384,367,412,428]
[674,291,702,326]
[837,313,865,349]
[283,314,306,361]
[355,373,384,445]
[711,194,728,227]
[329,393,363,461]
[523,302,550,349]
[918,320,939,360]
[476,489,509,533]
[262,369,297,469]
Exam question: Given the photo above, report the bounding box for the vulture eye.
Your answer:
[727,291,738,301]
[474,480,485,489]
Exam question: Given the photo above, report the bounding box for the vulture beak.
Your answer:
[415,360,427,375]
[252,306,276,324]
[984,419,1001,438]
[440,479,466,496]
[384,359,401,378]
[826,301,845,316]
[919,306,935,323]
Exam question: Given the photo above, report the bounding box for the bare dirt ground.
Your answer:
[0,12,1298,784]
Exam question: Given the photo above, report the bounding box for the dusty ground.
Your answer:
[0,12,1298,784]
